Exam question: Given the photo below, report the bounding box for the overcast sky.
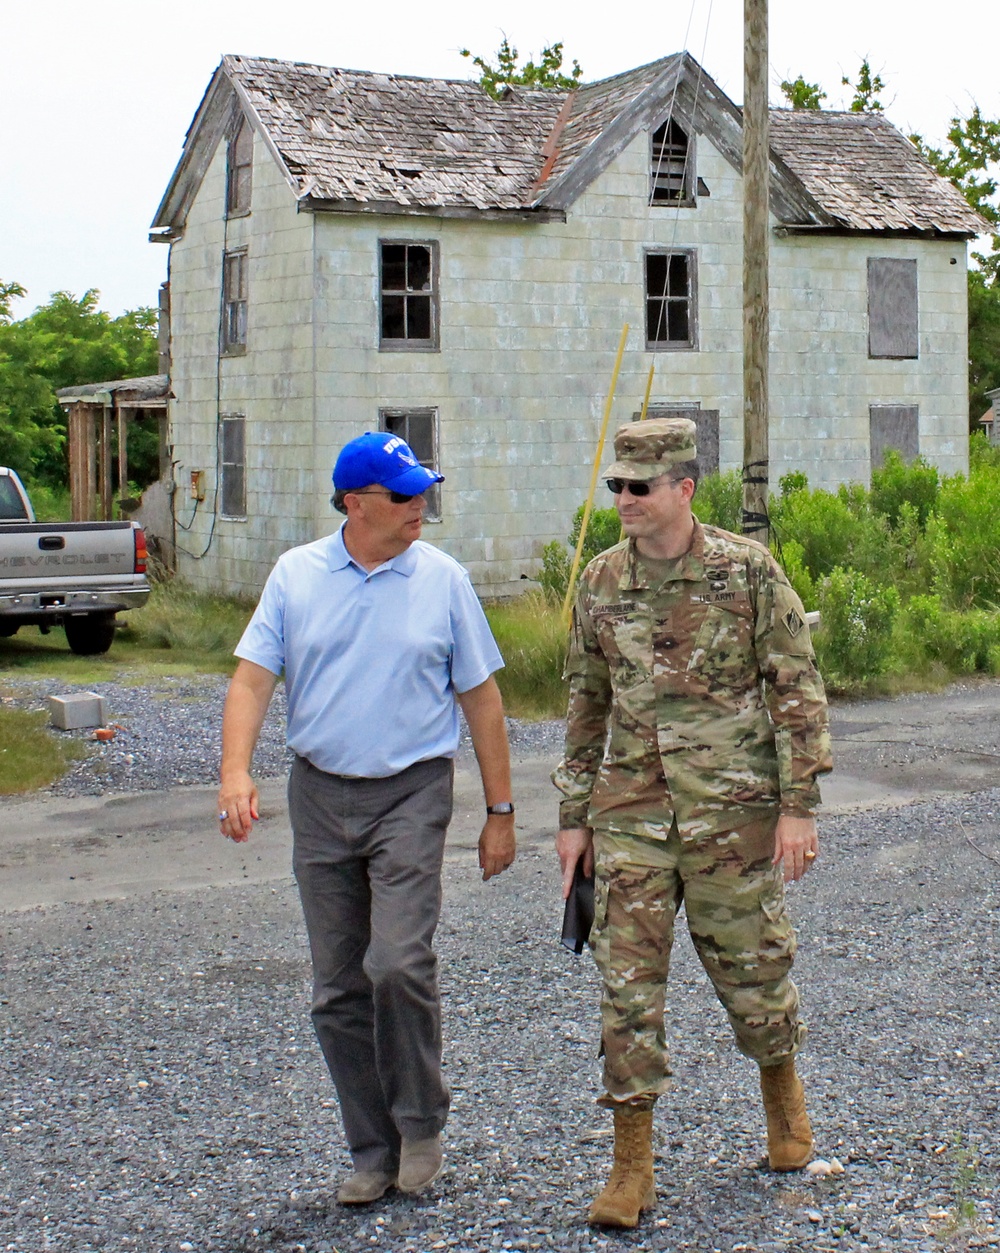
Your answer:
[2,0,996,318]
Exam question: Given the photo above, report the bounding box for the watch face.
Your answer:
[488,802,514,814]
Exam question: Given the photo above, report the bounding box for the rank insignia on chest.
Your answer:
[783,607,805,636]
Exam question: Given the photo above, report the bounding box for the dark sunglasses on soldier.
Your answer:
[606,477,657,496]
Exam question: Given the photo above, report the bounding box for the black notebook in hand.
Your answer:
[560,862,595,955]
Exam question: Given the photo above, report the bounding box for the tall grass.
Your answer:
[121,579,256,663]
[485,590,568,720]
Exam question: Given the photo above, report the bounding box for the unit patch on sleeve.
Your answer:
[783,607,805,637]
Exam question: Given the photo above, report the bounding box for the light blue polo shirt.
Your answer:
[235,525,504,777]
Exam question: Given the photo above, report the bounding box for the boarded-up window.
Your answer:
[645,251,698,350]
[379,242,439,351]
[380,408,441,520]
[868,258,918,359]
[222,250,248,353]
[870,404,919,469]
[226,117,253,217]
[650,119,694,204]
[219,415,246,518]
[641,406,719,475]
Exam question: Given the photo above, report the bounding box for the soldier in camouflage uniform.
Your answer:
[553,418,832,1229]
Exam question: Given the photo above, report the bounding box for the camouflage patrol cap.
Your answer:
[602,417,698,481]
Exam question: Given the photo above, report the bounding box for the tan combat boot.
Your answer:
[760,1059,814,1170]
[588,1106,656,1228]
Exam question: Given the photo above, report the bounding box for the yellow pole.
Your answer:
[561,323,629,629]
[639,362,655,421]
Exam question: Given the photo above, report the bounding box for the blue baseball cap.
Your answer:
[332,431,445,494]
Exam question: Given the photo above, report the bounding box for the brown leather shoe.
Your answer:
[760,1059,814,1170]
[336,1169,396,1204]
[397,1134,443,1192]
[588,1107,656,1228]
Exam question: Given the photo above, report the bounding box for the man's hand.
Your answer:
[773,814,819,883]
[556,827,594,900]
[218,770,260,843]
[479,813,516,881]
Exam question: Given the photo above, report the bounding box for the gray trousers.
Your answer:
[289,754,453,1173]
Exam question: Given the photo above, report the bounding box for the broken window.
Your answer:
[870,404,919,470]
[645,250,698,349]
[222,249,248,353]
[219,414,247,518]
[650,119,693,204]
[227,116,253,217]
[379,242,439,351]
[380,408,441,520]
[868,258,918,358]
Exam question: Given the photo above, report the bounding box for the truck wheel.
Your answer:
[0,623,19,638]
[64,613,117,655]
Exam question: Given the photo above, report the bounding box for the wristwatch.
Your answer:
[486,802,515,816]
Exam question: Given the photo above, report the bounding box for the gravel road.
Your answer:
[1,678,999,1252]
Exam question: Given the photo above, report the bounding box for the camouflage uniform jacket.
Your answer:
[553,520,832,841]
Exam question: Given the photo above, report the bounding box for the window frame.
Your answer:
[226,115,253,218]
[378,240,440,353]
[218,413,247,521]
[378,407,442,521]
[221,247,248,355]
[644,248,699,351]
[649,118,696,207]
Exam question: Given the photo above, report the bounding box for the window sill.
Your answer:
[378,340,440,354]
[220,345,247,358]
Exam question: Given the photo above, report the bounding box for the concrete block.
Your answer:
[49,692,106,731]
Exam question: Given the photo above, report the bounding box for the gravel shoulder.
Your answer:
[1,677,999,1252]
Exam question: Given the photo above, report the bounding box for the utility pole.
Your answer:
[742,0,770,543]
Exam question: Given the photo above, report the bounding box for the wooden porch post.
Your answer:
[68,402,97,521]
[117,405,131,516]
[99,403,114,521]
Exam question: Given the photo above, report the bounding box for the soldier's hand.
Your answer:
[773,815,818,883]
[556,828,594,900]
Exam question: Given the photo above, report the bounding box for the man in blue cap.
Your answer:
[217,431,516,1204]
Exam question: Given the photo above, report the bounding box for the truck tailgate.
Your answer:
[0,521,140,582]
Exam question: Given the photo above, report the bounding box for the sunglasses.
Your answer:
[606,476,683,496]
[348,488,421,504]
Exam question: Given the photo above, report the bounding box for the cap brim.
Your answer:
[383,464,445,494]
[602,460,675,482]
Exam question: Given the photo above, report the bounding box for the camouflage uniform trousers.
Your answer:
[591,813,805,1108]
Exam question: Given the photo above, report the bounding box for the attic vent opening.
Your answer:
[650,118,693,204]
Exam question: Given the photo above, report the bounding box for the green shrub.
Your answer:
[693,469,742,531]
[815,566,899,684]
[904,594,1000,674]
[776,538,817,611]
[538,504,622,603]
[930,461,1000,609]
[870,450,940,528]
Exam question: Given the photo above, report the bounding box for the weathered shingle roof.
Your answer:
[152,53,987,238]
[228,55,565,212]
[769,109,986,236]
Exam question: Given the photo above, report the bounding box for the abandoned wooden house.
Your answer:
[150,52,984,597]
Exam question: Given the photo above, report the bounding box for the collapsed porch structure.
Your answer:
[56,374,176,567]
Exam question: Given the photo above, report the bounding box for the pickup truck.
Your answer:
[0,466,150,655]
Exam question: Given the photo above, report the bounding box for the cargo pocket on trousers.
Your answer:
[757,873,797,978]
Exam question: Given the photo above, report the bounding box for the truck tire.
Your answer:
[64,613,117,656]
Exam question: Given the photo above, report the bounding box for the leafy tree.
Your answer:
[460,36,582,99]
[779,76,826,110]
[0,287,159,486]
[842,58,885,113]
[912,108,1000,422]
